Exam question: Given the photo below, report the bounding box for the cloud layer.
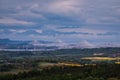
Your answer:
[0,0,120,44]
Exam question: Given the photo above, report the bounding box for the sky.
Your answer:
[0,0,120,44]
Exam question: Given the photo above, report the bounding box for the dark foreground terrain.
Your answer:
[0,64,120,80]
[0,47,120,80]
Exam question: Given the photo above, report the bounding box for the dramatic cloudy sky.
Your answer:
[0,0,120,44]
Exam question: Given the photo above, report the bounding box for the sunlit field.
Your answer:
[81,57,120,61]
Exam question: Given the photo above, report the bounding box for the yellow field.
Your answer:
[81,57,120,61]
[115,62,120,64]
[39,62,56,67]
[39,62,84,67]
[84,64,96,66]
[58,62,83,67]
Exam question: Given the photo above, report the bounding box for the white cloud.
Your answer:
[30,4,40,9]
[35,29,43,33]
[46,0,81,15]
[9,29,27,33]
[38,0,120,24]
[9,29,16,32]
[54,27,107,35]
[0,18,35,25]
[13,5,46,20]
[17,30,27,33]
[29,0,82,17]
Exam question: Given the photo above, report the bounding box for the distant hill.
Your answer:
[0,39,57,49]
[0,39,119,50]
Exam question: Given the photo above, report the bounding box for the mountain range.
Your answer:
[0,39,119,50]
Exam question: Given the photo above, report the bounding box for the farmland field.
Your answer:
[0,48,120,80]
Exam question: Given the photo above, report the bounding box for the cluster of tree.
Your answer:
[1,47,120,58]
[47,47,120,57]
[0,64,120,80]
[0,64,16,72]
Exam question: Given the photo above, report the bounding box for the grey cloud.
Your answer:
[0,0,120,43]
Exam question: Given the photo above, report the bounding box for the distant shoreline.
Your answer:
[0,49,55,51]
